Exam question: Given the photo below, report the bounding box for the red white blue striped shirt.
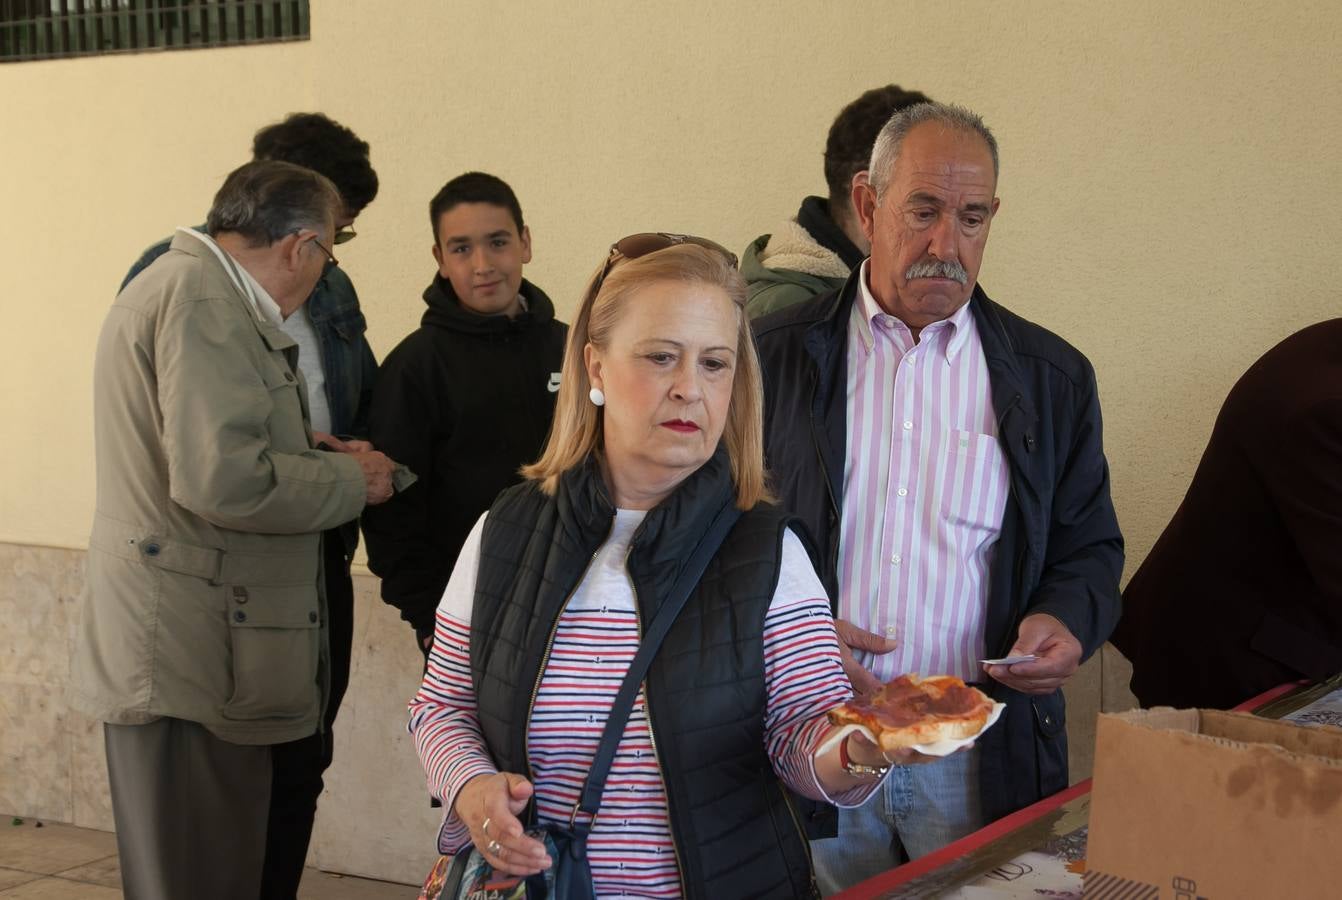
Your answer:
[409,509,870,898]
[839,263,1010,683]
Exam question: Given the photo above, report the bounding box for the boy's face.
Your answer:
[432,202,532,317]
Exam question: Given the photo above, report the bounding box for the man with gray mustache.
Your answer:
[754,102,1122,893]
[904,258,968,282]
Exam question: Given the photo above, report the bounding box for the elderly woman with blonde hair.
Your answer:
[408,233,893,899]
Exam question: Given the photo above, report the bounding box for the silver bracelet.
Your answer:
[840,733,891,778]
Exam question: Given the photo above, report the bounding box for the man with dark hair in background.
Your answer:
[119,112,382,900]
[744,84,931,318]
[363,172,567,656]
[76,161,397,900]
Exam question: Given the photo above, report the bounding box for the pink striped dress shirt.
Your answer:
[838,262,1010,683]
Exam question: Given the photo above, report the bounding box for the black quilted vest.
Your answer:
[470,450,817,899]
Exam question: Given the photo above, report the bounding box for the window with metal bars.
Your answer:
[0,0,309,63]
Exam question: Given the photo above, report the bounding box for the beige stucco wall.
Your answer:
[1,0,1338,882]
[4,0,1341,560]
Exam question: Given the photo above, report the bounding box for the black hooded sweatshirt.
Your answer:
[363,275,567,644]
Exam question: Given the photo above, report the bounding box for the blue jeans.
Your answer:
[812,746,985,896]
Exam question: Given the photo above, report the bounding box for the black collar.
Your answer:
[555,447,738,613]
[796,196,865,270]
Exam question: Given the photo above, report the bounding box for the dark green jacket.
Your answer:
[742,234,848,318]
[743,196,862,319]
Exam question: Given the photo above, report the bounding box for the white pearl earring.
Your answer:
[589,387,606,407]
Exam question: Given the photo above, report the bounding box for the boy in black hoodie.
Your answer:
[364,173,567,654]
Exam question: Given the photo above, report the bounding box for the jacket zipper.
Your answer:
[780,788,819,897]
[809,372,843,607]
[995,391,1021,434]
[523,538,608,798]
[810,371,840,516]
[994,392,1031,657]
[628,548,689,899]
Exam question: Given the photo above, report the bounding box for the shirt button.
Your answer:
[897,488,908,497]
[902,421,913,430]
[885,626,897,636]
[890,554,902,565]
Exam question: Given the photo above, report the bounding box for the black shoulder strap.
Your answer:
[572,501,743,827]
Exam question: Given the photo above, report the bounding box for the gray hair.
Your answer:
[868,102,999,203]
[206,160,341,247]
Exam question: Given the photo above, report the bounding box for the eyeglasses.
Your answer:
[333,227,357,245]
[309,236,339,268]
[592,232,738,296]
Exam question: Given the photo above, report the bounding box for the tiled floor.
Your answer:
[0,816,418,898]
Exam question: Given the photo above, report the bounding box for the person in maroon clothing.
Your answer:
[1113,319,1342,709]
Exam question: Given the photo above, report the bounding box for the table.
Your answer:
[832,678,1338,899]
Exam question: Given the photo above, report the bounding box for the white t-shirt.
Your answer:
[279,305,332,435]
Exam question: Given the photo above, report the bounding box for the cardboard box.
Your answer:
[1084,708,1342,899]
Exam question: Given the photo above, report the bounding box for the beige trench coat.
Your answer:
[71,233,366,745]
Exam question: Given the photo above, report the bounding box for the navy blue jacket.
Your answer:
[754,272,1123,825]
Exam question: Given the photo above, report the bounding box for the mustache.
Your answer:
[904,259,968,284]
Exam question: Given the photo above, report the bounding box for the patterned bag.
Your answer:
[418,829,564,900]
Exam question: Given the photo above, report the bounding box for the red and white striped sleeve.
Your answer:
[763,528,881,808]
[407,515,496,855]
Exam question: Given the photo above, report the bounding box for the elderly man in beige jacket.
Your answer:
[71,160,398,900]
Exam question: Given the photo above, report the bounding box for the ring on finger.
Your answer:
[487,838,502,856]
[482,817,492,838]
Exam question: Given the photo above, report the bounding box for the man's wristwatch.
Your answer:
[839,732,891,778]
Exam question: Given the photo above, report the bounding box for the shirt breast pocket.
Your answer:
[939,429,1009,535]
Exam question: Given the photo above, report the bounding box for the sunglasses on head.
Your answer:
[592,232,738,296]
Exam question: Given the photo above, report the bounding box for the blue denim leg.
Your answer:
[812,769,903,896]
[893,744,984,859]
[812,747,985,896]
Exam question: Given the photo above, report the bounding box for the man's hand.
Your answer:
[312,431,345,452]
[313,432,395,504]
[834,619,899,695]
[312,432,375,454]
[351,449,396,506]
[983,613,1082,694]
